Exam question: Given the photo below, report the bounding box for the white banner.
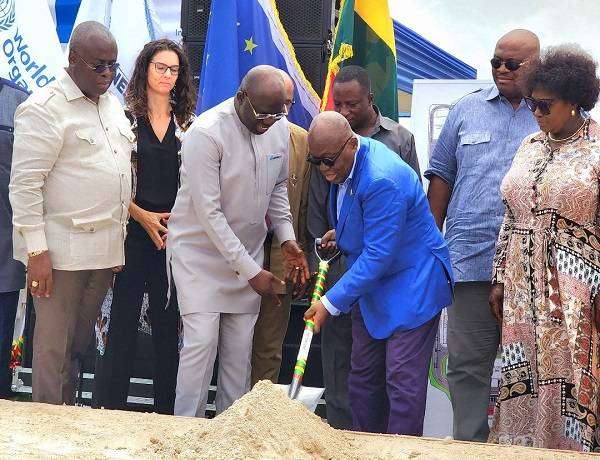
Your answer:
[0,0,64,92]
[72,0,164,102]
[152,0,180,42]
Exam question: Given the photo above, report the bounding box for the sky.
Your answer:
[389,0,600,79]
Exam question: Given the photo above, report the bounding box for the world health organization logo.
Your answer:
[0,0,15,32]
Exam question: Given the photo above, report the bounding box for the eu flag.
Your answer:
[197,0,320,129]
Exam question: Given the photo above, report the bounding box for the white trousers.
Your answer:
[174,312,259,417]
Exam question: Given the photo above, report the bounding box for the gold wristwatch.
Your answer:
[27,250,46,258]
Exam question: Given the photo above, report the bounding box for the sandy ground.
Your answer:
[0,381,596,459]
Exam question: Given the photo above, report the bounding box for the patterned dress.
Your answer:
[489,119,600,452]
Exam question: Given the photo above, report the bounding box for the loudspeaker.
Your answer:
[294,44,327,95]
[183,41,204,84]
[275,0,332,43]
[181,0,212,42]
[275,0,333,94]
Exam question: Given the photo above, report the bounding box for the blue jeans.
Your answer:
[0,291,19,398]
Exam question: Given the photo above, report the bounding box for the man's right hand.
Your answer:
[427,176,452,231]
[27,251,53,298]
[249,269,285,306]
[489,282,504,323]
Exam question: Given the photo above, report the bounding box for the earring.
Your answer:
[571,109,576,117]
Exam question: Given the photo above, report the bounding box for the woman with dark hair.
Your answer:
[93,39,195,414]
[489,45,600,451]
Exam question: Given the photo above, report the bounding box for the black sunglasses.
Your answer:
[75,51,119,74]
[306,136,353,167]
[490,57,527,72]
[524,96,555,116]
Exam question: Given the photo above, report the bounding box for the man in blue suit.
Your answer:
[304,112,454,435]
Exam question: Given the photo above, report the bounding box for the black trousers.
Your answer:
[315,254,353,430]
[321,310,353,429]
[93,233,179,414]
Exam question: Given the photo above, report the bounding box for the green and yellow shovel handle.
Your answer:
[288,240,340,399]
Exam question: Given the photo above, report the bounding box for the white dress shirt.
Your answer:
[321,145,358,316]
[167,98,296,315]
[9,70,133,270]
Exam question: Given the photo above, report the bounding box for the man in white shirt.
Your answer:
[9,21,133,405]
[169,65,309,417]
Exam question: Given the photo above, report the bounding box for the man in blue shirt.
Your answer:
[425,29,540,442]
[304,111,453,435]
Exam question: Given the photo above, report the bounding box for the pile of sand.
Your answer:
[153,380,365,459]
[1,380,596,459]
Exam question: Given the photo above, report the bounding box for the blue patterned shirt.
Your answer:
[424,85,539,282]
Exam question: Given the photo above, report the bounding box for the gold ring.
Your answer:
[31,280,39,288]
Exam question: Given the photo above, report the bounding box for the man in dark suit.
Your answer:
[304,111,453,435]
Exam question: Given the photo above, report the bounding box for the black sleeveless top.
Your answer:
[128,115,179,240]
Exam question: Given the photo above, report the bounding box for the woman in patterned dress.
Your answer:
[489,45,600,452]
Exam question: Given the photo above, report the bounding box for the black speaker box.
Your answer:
[275,0,331,43]
[181,0,212,42]
[294,43,327,95]
[183,40,204,83]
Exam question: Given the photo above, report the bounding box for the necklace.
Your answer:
[548,118,588,142]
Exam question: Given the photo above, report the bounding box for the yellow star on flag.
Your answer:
[244,37,258,54]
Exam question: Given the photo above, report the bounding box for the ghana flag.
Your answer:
[321,0,398,120]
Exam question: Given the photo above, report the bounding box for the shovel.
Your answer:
[277,238,340,412]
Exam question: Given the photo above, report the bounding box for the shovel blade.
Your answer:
[275,384,324,413]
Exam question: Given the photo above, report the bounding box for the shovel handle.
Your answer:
[311,260,329,303]
[289,261,330,398]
